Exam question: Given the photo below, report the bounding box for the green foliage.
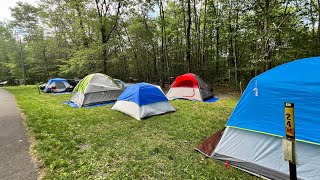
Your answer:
[0,23,21,83]
[10,1,39,31]
[6,85,258,179]
[1,0,320,87]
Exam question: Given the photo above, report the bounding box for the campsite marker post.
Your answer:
[283,102,297,180]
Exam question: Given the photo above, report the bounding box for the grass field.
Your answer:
[6,86,258,179]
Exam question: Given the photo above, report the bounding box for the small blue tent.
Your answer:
[112,83,176,120]
[43,78,71,93]
[197,57,320,179]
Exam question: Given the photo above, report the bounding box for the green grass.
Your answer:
[5,86,258,179]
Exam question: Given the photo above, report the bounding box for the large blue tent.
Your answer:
[228,56,320,145]
[197,57,320,179]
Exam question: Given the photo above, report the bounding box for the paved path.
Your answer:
[0,89,38,180]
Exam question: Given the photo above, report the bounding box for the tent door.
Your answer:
[175,80,196,98]
[52,82,67,92]
[182,88,195,98]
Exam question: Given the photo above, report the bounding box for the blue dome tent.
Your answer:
[112,83,176,120]
[43,78,71,93]
[196,57,320,180]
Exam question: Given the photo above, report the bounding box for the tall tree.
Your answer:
[94,0,122,74]
[186,0,192,72]
[0,0,318,88]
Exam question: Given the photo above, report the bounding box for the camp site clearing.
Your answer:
[5,85,257,179]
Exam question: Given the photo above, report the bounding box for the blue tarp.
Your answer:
[204,97,219,103]
[64,101,114,108]
[117,83,168,106]
[52,92,72,95]
[172,97,219,103]
[64,101,80,108]
[227,57,320,145]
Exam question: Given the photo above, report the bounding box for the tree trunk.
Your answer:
[255,38,259,76]
[318,0,320,36]
[215,1,220,79]
[210,29,214,77]
[193,0,201,74]
[142,15,158,83]
[186,0,192,72]
[94,0,121,74]
[201,0,208,77]
[255,2,260,76]
[101,26,108,74]
[310,0,315,39]
[233,2,239,89]
[228,0,234,82]
[181,0,187,72]
[162,5,170,86]
[124,26,140,79]
[159,0,167,87]
[75,3,88,47]
[263,0,271,71]
[19,39,26,85]
[174,9,179,76]
[216,28,220,78]
[42,46,50,79]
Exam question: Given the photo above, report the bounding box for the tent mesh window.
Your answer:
[176,80,194,88]
[55,82,66,89]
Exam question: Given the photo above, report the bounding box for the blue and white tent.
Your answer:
[197,57,320,180]
[112,83,176,120]
[43,78,71,93]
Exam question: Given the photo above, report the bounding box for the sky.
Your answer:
[0,0,37,21]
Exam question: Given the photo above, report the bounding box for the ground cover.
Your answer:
[6,86,258,179]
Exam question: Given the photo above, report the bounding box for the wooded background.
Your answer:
[0,0,319,89]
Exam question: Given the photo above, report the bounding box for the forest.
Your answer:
[0,0,319,88]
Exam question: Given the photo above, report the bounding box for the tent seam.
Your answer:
[227,126,320,146]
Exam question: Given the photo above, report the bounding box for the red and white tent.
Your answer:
[166,73,213,101]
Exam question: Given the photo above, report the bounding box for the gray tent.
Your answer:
[70,73,123,107]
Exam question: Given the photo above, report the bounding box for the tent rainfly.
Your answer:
[43,78,71,93]
[196,57,320,180]
[112,83,176,120]
[70,73,123,107]
[166,73,213,101]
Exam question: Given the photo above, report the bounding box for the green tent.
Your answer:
[70,73,123,107]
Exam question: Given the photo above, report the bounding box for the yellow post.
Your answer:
[285,103,295,138]
[284,102,297,180]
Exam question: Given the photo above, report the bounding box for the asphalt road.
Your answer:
[0,89,38,180]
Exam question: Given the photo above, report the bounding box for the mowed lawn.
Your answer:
[6,86,258,179]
